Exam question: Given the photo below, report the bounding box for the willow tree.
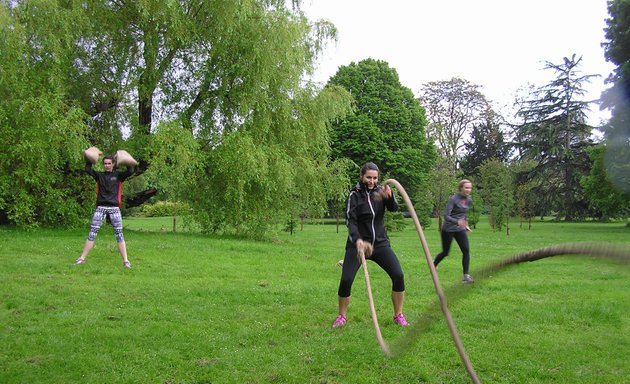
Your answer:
[0,2,94,227]
[2,1,353,235]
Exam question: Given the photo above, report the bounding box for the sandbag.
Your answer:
[83,146,102,164]
[114,150,138,167]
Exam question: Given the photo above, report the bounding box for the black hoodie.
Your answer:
[345,181,398,249]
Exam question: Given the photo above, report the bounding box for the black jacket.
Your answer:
[345,181,398,249]
[85,162,134,207]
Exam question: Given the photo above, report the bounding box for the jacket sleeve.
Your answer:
[346,192,361,244]
[118,166,135,181]
[385,193,398,212]
[85,161,98,181]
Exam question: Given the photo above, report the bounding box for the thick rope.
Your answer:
[389,242,630,356]
[381,179,481,383]
[358,245,392,357]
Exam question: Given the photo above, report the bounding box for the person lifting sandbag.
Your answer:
[114,150,139,167]
[83,146,102,164]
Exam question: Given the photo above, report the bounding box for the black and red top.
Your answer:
[85,162,135,207]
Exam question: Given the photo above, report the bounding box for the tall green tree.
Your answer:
[513,54,597,221]
[0,2,92,227]
[478,159,514,234]
[327,58,436,226]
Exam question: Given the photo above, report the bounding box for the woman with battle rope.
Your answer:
[332,162,408,328]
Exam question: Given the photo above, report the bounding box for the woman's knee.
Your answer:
[392,275,405,292]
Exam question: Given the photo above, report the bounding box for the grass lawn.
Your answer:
[1,217,629,383]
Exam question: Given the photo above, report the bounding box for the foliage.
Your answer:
[478,159,514,232]
[1,1,355,237]
[188,85,352,238]
[581,144,630,220]
[327,58,435,226]
[144,119,204,205]
[141,201,190,218]
[512,160,538,227]
[427,157,457,230]
[467,185,483,229]
[601,0,630,196]
[325,157,355,232]
[459,115,511,178]
[384,211,407,232]
[419,77,492,172]
[0,2,96,227]
[513,54,598,221]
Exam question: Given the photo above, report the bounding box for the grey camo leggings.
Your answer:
[87,206,124,243]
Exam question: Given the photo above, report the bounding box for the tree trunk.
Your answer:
[172,204,177,233]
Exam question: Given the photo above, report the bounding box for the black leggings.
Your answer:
[337,245,405,298]
[434,230,470,274]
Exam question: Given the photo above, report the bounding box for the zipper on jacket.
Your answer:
[367,190,376,247]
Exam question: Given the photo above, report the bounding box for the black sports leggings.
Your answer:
[337,245,405,298]
[433,230,470,274]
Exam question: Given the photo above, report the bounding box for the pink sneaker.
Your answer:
[393,313,409,326]
[331,314,346,328]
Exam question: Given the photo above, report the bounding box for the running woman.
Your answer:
[433,179,474,284]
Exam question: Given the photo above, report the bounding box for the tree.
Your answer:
[0,2,92,227]
[144,120,205,232]
[600,0,630,197]
[512,160,538,229]
[478,159,514,234]
[513,54,598,221]
[581,144,630,220]
[327,58,435,226]
[1,1,355,236]
[419,77,492,172]
[428,157,457,230]
[460,113,510,178]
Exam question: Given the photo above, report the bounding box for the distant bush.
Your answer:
[385,211,407,232]
[142,201,189,217]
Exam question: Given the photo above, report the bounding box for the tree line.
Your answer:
[1,0,628,238]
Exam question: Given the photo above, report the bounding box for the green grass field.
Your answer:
[1,217,629,383]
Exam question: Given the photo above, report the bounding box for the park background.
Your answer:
[1,1,629,383]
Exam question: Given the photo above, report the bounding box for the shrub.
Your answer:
[142,201,189,217]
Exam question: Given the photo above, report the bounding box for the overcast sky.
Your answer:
[303,0,615,125]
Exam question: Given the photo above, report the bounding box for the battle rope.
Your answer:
[388,242,630,356]
[358,244,392,357]
[381,179,481,383]
[360,179,630,384]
